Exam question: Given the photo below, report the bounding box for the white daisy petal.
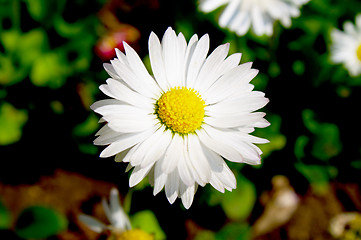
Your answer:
[165,170,179,204]
[92,27,269,209]
[180,182,196,209]
[199,0,309,36]
[195,43,230,92]
[161,134,183,174]
[129,163,154,187]
[99,127,156,158]
[97,79,154,110]
[331,14,361,76]
[187,134,211,186]
[186,34,210,88]
[149,31,170,91]
[78,214,107,233]
[153,159,168,195]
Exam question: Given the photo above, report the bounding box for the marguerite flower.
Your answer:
[198,0,309,36]
[78,188,154,239]
[91,27,270,209]
[331,14,361,76]
[78,188,131,234]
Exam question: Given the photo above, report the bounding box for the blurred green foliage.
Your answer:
[0,201,11,230]
[0,102,27,145]
[130,210,166,240]
[15,206,68,239]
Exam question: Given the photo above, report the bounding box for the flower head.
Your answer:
[91,27,270,209]
[198,0,309,36]
[331,14,361,76]
[78,188,154,240]
[78,188,131,234]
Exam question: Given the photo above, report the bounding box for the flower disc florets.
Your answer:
[155,86,205,134]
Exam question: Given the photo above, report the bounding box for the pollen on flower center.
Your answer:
[155,86,206,134]
[357,43,361,61]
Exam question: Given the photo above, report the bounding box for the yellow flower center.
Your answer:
[357,43,361,62]
[112,229,154,240]
[155,87,205,134]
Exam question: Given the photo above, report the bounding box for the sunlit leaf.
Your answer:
[0,102,28,145]
[15,206,67,239]
[18,29,48,67]
[30,52,69,88]
[130,210,166,240]
[194,230,216,240]
[73,114,99,137]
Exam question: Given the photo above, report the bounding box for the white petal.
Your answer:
[129,163,154,187]
[199,0,228,12]
[103,63,121,80]
[194,43,230,92]
[153,160,168,195]
[111,59,154,98]
[162,134,183,174]
[78,214,106,233]
[99,127,156,158]
[197,127,244,163]
[186,34,210,88]
[149,31,170,91]
[123,42,160,96]
[162,27,180,88]
[140,128,172,168]
[108,188,131,230]
[179,182,196,209]
[177,138,195,186]
[128,126,167,166]
[165,170,179,204]
[205,112,266,128]
[104,113,157,134]
[97,79,154,110]
[219,0,240,28]
[187,134,211,186]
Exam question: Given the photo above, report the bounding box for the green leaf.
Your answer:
[0,102,28,145]
[19,29,48,67]
[73,114,99,137]
[311,123,342,161]
[294,135,309,161]
[215,222,251,240]
[220,175,256,221]
[23,0,63,22]
[130,210,166,240]
[30,52,69,88]
[15,206,67,239]
[295,163,337,194]
[194,230,216,240]
[302,109,342,161]
[0,201,11,229]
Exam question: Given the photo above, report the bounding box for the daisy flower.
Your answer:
[198,0,310,36]
[91,27,270,209]
[78,188,153,239]
[331,14,361,76]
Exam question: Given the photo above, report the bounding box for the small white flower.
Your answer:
[78,188,131,233]
[91,27,270,209]
[198,0,309,36]
[331,14,361,76]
